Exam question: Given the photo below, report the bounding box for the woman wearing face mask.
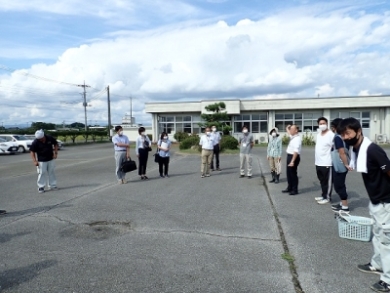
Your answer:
[267,127,282,183]
[112,125,130,184]
[157,132,171,178]
[136,126,151,180]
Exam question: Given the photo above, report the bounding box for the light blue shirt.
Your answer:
[199,134,214,150]
[112,134,129,151]
[157,139,171,157]
[211,131,221,146]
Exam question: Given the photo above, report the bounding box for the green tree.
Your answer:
[31,122,56,131]
[199,102,232,135]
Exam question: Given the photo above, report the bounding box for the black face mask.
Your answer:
[344,134,360,146]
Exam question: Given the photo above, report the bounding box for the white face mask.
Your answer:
[319,125,327,132]
[118,131,123,136]
[271,132,276,137]
[206,131,211,136]
[163,136,168,140]
[243,129,248,134]
[212,128,216,132]
[141,132,146,136]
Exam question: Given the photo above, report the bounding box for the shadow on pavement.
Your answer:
[0,232,31,243]
[4,205,72,218]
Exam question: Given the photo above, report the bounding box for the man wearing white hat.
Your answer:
[29,129,59,193]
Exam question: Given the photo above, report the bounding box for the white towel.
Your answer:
[349,137,372,173]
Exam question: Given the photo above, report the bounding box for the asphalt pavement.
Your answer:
[0,143,388,293]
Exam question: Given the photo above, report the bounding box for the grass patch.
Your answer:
[281,253,295,263]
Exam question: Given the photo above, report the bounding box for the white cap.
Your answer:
[35,129,44,139]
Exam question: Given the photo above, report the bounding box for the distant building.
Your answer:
[145,95,390,143]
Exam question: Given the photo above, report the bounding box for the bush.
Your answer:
[179,136,200,150]
[302,132,315,146]
[220,135,238,151]
[174,131,189,142]
[282,134,289,145]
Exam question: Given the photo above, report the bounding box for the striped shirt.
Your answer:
[267,136,282,157]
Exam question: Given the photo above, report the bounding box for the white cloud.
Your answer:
[1,4,390,126]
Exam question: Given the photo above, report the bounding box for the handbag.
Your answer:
[154,149,160,163]
[120,159,137,173]
[331,135,350,173]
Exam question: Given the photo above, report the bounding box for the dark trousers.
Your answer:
[316,166,332,200]
[332,167,348,201]
[138,148,149,176]
[159,157,170,175]
[286,154,300,192]
[211,145,220,169]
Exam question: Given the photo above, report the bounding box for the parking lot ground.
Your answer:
[0,144,388,292]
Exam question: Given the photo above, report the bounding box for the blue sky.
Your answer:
[0,0,390,126]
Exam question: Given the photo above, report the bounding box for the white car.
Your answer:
[0,134,33,153]
[24,135,63,150]
[0,137,18,154]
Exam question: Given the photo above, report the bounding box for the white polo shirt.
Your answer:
[199,134,214,150]
[286,134,302,155]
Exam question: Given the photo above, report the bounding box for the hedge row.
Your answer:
[179,135,238,151]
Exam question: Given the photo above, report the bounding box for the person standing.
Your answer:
[136,127,151,180]
[199,127,214,178]
[157,132,171,178]
[112,125,130,184]
[314,117,335,204]
[29,129,59,193]
[339,117,390,292]
[282,124,302,195]
[239,125,254,179]
[210,125,221,171]
[330,118,352,212]
[267,127,282,184]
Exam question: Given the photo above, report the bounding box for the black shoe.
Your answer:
[332,205,350,213]
[282,188,291,193]
[269,171,275,183]
[357,263,383,275]
[240,175,245,178]
[274,174,280,184]
[0,210,6,215]
[38,187,45,193]
[247,176,252,179]
[144,176,149,180]
[216,168,221,171]
[370,280,390,292]
[289,191,298,195]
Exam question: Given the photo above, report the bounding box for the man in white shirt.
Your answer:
[314,117,335,204]
[210,125,222,171]
[112,125,130,184]
[199,127,214,178]
[282,124,302,195]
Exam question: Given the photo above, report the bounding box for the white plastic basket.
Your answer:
[337,211,374,242]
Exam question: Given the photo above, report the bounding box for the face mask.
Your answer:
[206,132,211,136]
[118,131,123,136]
[344,134,360,146]
[271,133,276,137]
[141,132,145,136]
[163,136,168,140]
[243,129,248,134]
[212,128,216,132]
[319,125,327,132]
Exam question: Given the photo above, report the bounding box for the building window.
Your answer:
[330,111,370,128]
[233,113,268,133]
[275,112,321,132]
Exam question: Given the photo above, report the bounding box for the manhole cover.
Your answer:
[60,221,133,240]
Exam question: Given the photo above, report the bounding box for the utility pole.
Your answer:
[77,81,90,131]
[107,85,112,137]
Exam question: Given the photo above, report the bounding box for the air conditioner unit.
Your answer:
[375,134,388,144]
[259,136,266,143]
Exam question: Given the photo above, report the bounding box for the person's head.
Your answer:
[35,129,45,142]
[269,127,279,137]
[160,132,168,140]
[205,127,211,135]
[211,125,217,132]
[338,117,363,147]
[115,125,123,136]
[330,118,343,134]
[317,117,328,132]
[288,124,299,135]
[242,125,249,134]
[138,127,146,135]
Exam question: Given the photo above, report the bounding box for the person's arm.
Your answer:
[288,138,299,166]
[250,135,254,148]
[30,151,39,166]
[199,136,203,146]
[135,138,140,156]
[286,125,291,136]
[289,152,298,166]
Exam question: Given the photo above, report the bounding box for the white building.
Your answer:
[145,96,390,143]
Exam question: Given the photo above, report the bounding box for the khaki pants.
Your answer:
[201,149,213,175]
[240,153,252,176]
[268,157,282,175]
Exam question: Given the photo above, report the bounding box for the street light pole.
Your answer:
[77,81,90,131]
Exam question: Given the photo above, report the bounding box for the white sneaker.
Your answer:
[314,197,323,201]
[317,199,330,205]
